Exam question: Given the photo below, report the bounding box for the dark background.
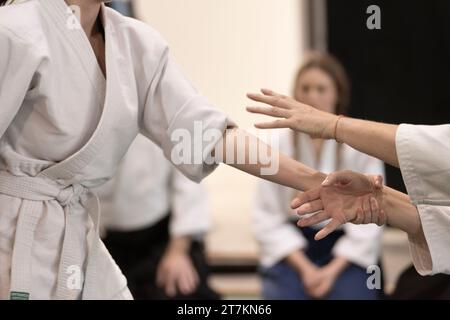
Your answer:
[327,0,450,192]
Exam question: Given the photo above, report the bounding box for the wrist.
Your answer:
[332,115,345,142]
[296,259,317,277]
[167,236,191,254]
[326,257,349,276]
[322,113,340,140]
[286,251,316,276]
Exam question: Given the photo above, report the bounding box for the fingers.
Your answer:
[246,105,292,118]
[247,91,293,109]
[362,196,373,224]
[165,273,177,297]
[157,263,178,297]
[314,219,342,241]
[260,88,285,97]
[291,188,321,209]
[352,207,365,224]
[370,197,387,226]
[378,209,387,226]
[353,197,386,226]
[322,171,352,187]
[156,265,166,289]
[254,119,291,129]
[178,269,197,296]
[297,199,324,216]
[297,210,329,227]
[373,175,384,189]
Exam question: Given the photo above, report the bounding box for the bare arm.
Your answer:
[286,250,316,275]
[247,89,400,167]
[336,118,399,167]
[381,186,423,237]
[216,128,327,191]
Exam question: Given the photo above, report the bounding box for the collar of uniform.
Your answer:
[38,0,109,181]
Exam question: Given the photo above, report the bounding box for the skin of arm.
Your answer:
[336,117,399,167]
[246,89,426,240]
[216,128,327,191]
[246,89,400,167]
[380,186,423,237]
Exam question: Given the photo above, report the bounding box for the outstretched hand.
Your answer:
[246,88,339,139]
[291,170,385,241]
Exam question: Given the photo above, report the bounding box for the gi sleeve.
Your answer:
[169,168,211,237]
[140,48,236,183]
[0,25,42,138]
[396,124,450,275]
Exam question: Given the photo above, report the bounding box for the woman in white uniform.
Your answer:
[253,53,384,300]
[247,87,450,276]
[0,0,379,300]
[96,135,218,299]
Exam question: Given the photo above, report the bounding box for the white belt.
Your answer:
[0,171,101,300]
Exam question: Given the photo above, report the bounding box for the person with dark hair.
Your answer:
[253,52,384,300]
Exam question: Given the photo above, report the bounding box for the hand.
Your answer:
[298,263,341,299]
[287,251,322,297]
[306,263,342,299]
[292,171,385,240]
[156,245,199,297]
[298,265,322,297]
[246,88,339,139]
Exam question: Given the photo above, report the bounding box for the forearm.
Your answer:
[336,117,399,167]
[380,186,422,236]
[286,250,316,274]
[327,256,349,275]
[220,128,326,191]
[167,235,192,254]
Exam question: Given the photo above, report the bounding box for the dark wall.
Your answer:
[107,1,135,17]
[327,0,450,192]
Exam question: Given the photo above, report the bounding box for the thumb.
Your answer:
[373,175,384,188]
[322,171,352,187]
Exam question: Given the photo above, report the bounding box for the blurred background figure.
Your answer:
[253,53,385,300]
[96,135,219,300]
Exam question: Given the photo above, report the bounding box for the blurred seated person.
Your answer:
[96,135,219,300]
[253,52,385,300]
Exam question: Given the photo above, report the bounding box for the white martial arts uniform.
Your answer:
[397,124,450,275]
[253,130,385,269]
[96,134,211,237]
[0,0,233,299]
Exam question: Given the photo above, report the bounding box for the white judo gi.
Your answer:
[0,0,233,299]
[96,134,211,236]
[397,124,450,275]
